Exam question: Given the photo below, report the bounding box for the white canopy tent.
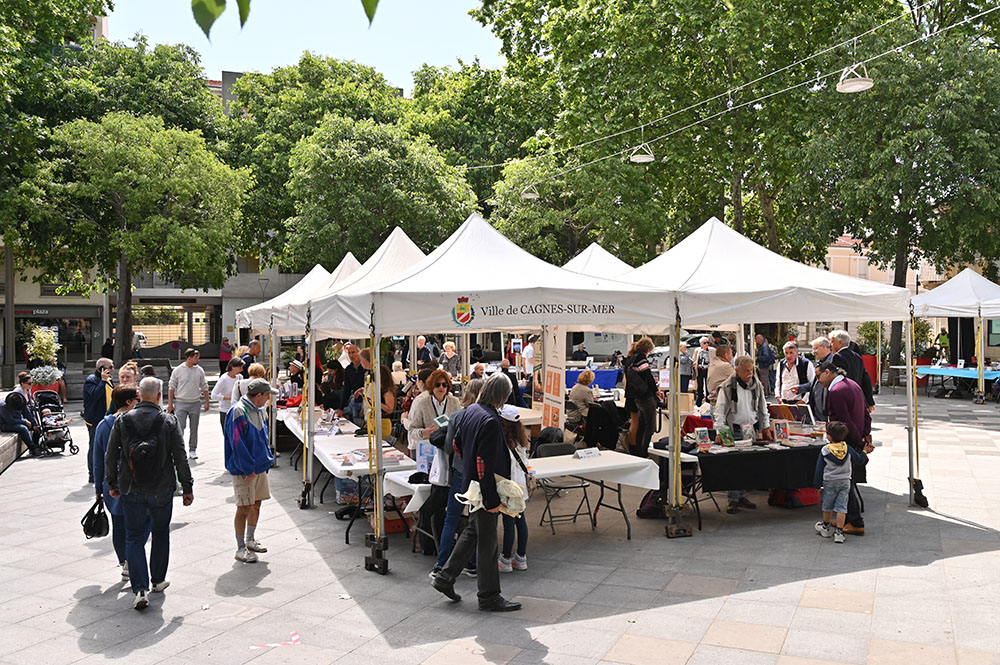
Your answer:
[311,213,674,338]
[303,213,678,546]
[283,227,426,339]
[622,217,917,516]
[235,263,332,333]
[912,267,1000,400]
[563,242,634,279]
[628,218,912,326]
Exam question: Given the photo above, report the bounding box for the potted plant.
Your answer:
[26,327,63,393]
[856,322,883,388]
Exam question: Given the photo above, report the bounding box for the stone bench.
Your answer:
[0,431,22,476]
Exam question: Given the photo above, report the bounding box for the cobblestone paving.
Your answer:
[1,392,998,665]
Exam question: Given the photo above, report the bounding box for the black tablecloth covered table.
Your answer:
[696,445,823,492]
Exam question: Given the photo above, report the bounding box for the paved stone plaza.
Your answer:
[1,392,998,665]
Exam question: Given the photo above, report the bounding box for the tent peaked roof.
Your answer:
[235,264,329,331]
[310,213,674,337]
[281,226,426,335]
[316,226,425,295]
[563,242,633,278]
[327,251,361,288]
[911,268,1000,318]
[626,217,911,324]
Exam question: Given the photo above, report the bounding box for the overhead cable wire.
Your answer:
[521,2,1000,191]
[461,0,941,172]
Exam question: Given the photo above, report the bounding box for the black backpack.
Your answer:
[122,413,165,491]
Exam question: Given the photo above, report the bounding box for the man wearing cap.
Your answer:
[224,378,277,563]
[287,359,305,390]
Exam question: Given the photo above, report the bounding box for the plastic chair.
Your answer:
[533,441,595,535]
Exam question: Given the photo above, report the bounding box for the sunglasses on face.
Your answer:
[434,382,449,388]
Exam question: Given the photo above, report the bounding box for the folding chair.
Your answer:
[533,441,595,534]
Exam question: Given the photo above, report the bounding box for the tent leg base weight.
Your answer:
[298,482,314,509]
[365,533,389,575]
[909,477,929,509]
[973,392,985,405]
[665,509,692,538]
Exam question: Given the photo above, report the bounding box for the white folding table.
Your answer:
[528,449,659,539]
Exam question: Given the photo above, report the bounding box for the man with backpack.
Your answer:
[105,376,194,610]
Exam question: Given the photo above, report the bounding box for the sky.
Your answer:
[107,0,506,95]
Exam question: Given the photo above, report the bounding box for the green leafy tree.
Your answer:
[490,154,665,266]
[794,18,1000,370]
[405,59,558,210]
[15,112,251,364]
[0,0,110,223]
[285,115,477,268]
[223,53,406,267]
[473,0,892,260]
[4,34,223,235]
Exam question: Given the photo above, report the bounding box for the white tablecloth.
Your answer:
[281,410,415,479]
[528,450,659,489]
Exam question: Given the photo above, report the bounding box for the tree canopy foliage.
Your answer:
[223,53,407,266]
[286,115,477,269]
[15,112,251,362]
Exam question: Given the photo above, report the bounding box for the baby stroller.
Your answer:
[31,390,78,455]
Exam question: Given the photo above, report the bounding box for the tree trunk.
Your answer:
[888,222,910,383]
[731,167,744,233]
[755,181,780,252]
[115,256,132,367]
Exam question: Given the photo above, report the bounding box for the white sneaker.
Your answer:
[121,561,129,582]
[833,529,846,544]
[188,451,198,460]
[512,554,528,571]
[246,539,267,553]
[498,556,513,573]
[235,547,258,563]
[151,580,170,593]
[133,591,148,610]
[815,521,833,538]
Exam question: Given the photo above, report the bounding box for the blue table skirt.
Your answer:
[565,369,621,390]
[915,366,1000,380]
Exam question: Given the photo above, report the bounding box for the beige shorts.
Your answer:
[232,472,270,506]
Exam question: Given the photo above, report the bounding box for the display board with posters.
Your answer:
[540,325,567,430]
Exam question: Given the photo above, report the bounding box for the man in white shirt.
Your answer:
[776,341,816,404]
[168,348,210,460]
[522,337,535,376]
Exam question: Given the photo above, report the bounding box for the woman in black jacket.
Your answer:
[625,337,660,457]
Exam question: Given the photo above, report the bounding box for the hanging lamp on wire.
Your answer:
[836,38,874,93]
[629,126,655,163]
[520,184,540,200]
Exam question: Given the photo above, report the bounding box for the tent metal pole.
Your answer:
[365,329,389,574]
[666,302,690,538]
[302,309,316,508]
[905,314,926,507]
[976,310,985,404]
[409,335,418,373]
[461,333,470,386]
[750,324,757,367]
[269,323,278,467]
[876,322,882,393]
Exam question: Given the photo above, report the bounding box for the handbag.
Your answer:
[81,498,110,539]
[428,447,451,486]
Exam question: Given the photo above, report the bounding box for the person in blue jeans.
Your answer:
[431,378,485,578]
[498,406,530,573]
[93,384,149,581]
[105,377,194,610]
